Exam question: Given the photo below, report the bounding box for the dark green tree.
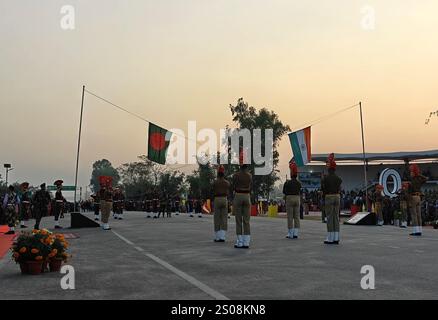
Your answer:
[89,159,120,192]
[229,98,290,201]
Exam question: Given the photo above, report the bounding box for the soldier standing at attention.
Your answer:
[53,180,65,229]
[283,161,302,239]
[18,182,31,229]
[91,192,100,221]
[374,184,384,226]
[213,165,231,242]
[2,185,20,235]
[99,177,113,231]
[32,183,52,230]
[232,152,252,249]
[408,164,427,236]
[321,154,343,245]
[398,182,410,228]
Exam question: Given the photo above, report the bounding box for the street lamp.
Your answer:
[3,164,14,187]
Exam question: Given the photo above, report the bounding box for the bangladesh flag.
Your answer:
[148,123,172,165]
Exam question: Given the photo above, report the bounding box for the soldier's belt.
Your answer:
[22,201,31,204]
[56,200,64,203]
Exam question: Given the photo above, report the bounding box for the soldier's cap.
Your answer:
[40,183,46,188]
[8,185,14,191]
[289,160,298,176]
[217,165,225,174]
[376,184,384,190]
[54,180,64,186]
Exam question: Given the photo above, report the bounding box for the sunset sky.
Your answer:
[1,0,437,191]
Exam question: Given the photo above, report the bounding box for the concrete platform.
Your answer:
[0,212,437,300]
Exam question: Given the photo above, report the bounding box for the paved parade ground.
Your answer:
[1,212,437,300]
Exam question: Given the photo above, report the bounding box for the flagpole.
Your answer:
[359,102,368,209]
[74,85,85,212]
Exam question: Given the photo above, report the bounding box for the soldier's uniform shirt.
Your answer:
[321,173,342,233]
[283,178,302,230]
[213,178,231,233]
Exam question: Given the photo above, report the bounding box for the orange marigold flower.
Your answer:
[31,248,39,254]
[48,253,55,258]
[52,249,58,254]
[35,256,43,261]
[19,247,27,254]
[13,252,20,258]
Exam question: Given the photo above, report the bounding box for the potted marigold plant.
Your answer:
[11,230,52,275]
[48,233,70,272]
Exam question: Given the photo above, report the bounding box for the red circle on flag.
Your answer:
[150,133,166,151]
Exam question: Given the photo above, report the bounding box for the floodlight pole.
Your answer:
[74,85,85,212]
[359,102,369,210]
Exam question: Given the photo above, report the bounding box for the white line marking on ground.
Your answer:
[144,252,229,300]
[112,230,229,300]
[112,231,134,245]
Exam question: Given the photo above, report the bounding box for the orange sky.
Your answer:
[1,0,437,188]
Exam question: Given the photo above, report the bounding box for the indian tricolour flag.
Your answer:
[288,127,312,167]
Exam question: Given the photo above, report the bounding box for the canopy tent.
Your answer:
[311,150,438,164]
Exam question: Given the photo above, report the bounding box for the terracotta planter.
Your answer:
[41,260,49,273]
[26,261,43,275]
[19,262,29,275]
[49,258,63,272]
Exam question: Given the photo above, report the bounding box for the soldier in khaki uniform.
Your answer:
[398,182,410,228]
[99,176,113,231]
[283,161,302,239]
[213,165,231,242]
[321,154,342,245]
[232,152,252,249]
[408,164,427,236]
[374,184,384,226]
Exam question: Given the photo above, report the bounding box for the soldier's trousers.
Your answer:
[375,202,383,223]
[33,208,48,229]
[409,196,422,227]
[94,204,100,216]
[214,197,228,232]
[325,195,340,233]
[286,195,300,229]
[100,201,112,224]
[5,205,17,228]
[19,203,30,222]
[233,193,251,235]
[54,202,63,221]
[400,201,408,222]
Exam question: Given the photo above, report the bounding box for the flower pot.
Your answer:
[41,260,49,273]
[49,258,63,272]
[19,262,29,275]
[26,261,43,275]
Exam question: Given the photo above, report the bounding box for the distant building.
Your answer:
[299,150,438,192]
